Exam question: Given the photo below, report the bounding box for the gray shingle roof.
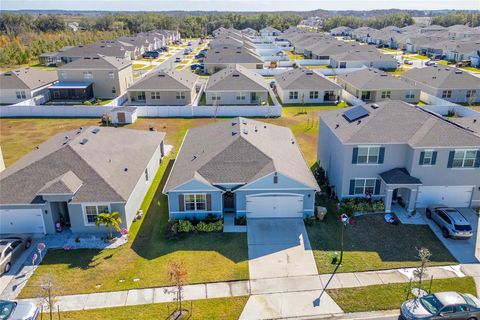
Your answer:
[204,48,263,64]
[37,170,83,195]
[128,69,198,91]
[401,65,480,90]
[275,68,341,91]
[337,68,417,90]
[0,127,165,204]
[58,55,132,70]
[59,43,133,59]
[380,168,422,185]
[331,49,397,62]
[163,118,319,192]
[205,64,269,91]
[1,68,58,90]
[320,100,480,147]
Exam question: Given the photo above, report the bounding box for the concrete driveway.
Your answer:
[424,208,480,263]
[247,218,318,279]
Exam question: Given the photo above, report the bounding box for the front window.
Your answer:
[405,90,415,99]
[83,71,93,80]
[467,90,477,99]
[309,91,319,99]
[16,91,25,99]
[289,91,298,100]
[421,150,434,165]
[357,146,380,164]
[137,92,146,101]
[381,91,391,99]
[176,91,185,100]
[236,92,246,101]
[354,179,376,195]
[442,90,452,98]
[109,72,115,79]
[361,91,371,101]
[453,149,477,168]
[211,93,221,101]
[151,92,161,100]
[84,205,109,224]
[184,194,206,211]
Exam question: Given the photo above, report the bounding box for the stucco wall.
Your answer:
[277,87,341,104]
[205,90,268,105]
[128,88,195,106]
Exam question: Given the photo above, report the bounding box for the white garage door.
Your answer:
[0,208,45,234]
[416,186,473,208]
[246,194,304,218]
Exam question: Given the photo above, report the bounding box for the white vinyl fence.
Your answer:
[0,105,282,118]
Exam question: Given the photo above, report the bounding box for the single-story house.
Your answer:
[318,100,480,213]
[163,118,319,220]
[336,68,420,103]
[401,66,480,103]
[260,27,282,37]
[127,69,199,106]
[0,127,165,234]
[204,64,269,105]
[329,49,398,70]
[274,68,342,104]
[203,48,264,74]
[51,55,133,101]
[329,26,352,36]
[0,68,58,105]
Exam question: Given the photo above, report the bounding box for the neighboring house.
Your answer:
[241,27,258,37]
[56,42,134,64]
[274,68,342,104]
[204,64,269,105]
[0,127,165,234]
[329,49,398,70]
[163,118,319,220]
[50,55,133,101]
[0,68,58,105]
[127,69,199,106]
[401,66,480,103]
[329,26,353,36]
[260,27,282,37]
[209,37,244,49]
[317,100,480,212]
[203,48,264,74]
[442,41,480,67]
[336,68,420,103]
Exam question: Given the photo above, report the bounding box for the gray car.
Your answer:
[0,236,32,274]
[426,205,473,239]
[0,300,39,320]
[400,291,480,320]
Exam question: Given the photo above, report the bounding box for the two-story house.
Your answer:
[318,100,480,213]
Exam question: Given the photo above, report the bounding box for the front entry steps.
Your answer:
[223,213,247,233]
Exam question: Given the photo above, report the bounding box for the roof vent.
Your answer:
[92,128,100,134]
[124,168,128,172]
[371,103,380,109]
[455,70,463,74]
[357,120,362,125]
[232,74,239,77]
[254,126,258,132]
[79,138,88,145]
[242,119,247,125]
[232,129,238,136]
[380,74,388,77]
[243,128,248,134]
[231,119,238,125]
[192,155,197,161]
[158,74,165,77]
[335,124,339,129]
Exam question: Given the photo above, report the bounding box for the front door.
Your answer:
[117,112,126,123]
[223,192,235,213]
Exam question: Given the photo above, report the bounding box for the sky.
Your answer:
[1,0,479,12]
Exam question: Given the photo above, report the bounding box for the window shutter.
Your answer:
[349,180,355,195]
[179,195,184,211]
[374,179,381,195]
[352,147,358,164]
[378,147,385,164]
[419,151,425,165]
[206,194,212,211]
[475,150,480,168]
[447,151,455,168]
[431,151,437,165]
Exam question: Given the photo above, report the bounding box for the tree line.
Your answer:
[431,12,480,27]
[321,13,414,31]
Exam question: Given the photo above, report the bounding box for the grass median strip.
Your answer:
[57,296,249,320]
[327,277,476,313]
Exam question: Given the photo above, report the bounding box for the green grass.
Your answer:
[307,196,457,274]
[386,68,407,75]
[17,122,249,298]
[461,66,480,72]
[410,55,429,60]
[58,296,248,320]
[286,51,304,61]
[176,65,184,69]
[133,63,146,69]
[328,277,476,313]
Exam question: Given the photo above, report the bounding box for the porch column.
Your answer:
[384,188,394,213]
[407,188,418,212]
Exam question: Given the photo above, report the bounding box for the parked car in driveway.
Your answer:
[426,205,473,239]
[404,59,413,65]
[0,300,39,319]
[0,235,32,274]
[425,61,436,66]
[400,291,480,320]
[175,57,182,63]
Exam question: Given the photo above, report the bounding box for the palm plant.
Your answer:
[95,211,122,239]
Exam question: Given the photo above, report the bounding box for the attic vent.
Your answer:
[158,74,165,77]
[4,73,11,76]
[254,126,258,132]
[79,138,88,145]
[84,57,91,59]
[232,129,238,136]
[93,57,100,60]
[306,72,313,75]
[231,119,238,125]
[380,74,388,77]
[92,128,100,134]
[243,128,248,134]
[236,51,241,54]
[232,74,239,77]
[432,76,437,79]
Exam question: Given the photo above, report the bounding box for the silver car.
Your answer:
[426,205,473,239]
[0,236,32,274]
[0,300,39,320]
[401,291,480,320]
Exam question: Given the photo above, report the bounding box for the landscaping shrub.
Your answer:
[196,220,223,232]
[204,213,220,223]
[304,216,315,226]
[178,220,195,233]
[235,216,246,225]
[165,220,179,240]
[339,198,385,215]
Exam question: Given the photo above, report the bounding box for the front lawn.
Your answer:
[410,54,429,60]
[328,277,476,313]
[307,197,457,274]
[19,134,248,297]
[58,296,248,320]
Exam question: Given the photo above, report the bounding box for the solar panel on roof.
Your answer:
[343,105,370,123]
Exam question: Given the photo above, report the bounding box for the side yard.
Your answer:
[307,196,457,274]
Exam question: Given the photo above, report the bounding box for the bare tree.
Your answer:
[412,247,431,298]
[164,261,188,319]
